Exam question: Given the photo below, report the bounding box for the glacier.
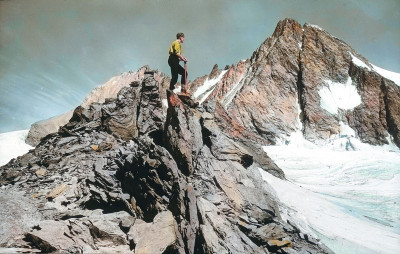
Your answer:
[262,134,400,254]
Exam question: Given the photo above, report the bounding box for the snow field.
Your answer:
[0,130,33,166]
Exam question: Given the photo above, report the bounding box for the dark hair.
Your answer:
[176,32,185,39]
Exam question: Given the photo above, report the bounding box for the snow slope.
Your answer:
[349,51,400,87]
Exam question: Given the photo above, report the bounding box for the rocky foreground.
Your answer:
[0,71,329,253]
[1,18,399,253]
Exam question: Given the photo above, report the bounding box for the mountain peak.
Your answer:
[192,18,400,148]
[272,18,303,38]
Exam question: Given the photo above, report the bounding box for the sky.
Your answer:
[0,0,399,133]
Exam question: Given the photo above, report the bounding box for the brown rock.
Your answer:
[267,239,292,248]
[46,184,68,199]
[35,169,46,177]
[25,110,74,147]
[382,79,400,147]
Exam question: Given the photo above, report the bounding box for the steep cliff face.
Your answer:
[192,19,400,148]
[299,22,400,146]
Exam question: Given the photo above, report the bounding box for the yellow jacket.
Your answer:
[169,40,182,56]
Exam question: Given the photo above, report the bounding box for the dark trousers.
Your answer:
[168,55,187,89]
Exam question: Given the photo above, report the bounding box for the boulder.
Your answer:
[24,220,95,253]
[128,210,185,254]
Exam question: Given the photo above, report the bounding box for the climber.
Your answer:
[168,32,188,91]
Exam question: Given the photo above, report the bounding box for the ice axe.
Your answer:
[182,61,188,94]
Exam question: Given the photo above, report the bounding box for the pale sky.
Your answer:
[0,0,399,132]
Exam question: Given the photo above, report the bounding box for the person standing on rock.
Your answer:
[168,32,188,91]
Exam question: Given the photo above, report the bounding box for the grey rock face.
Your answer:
[0,69,330,253]
[24,220,94,253]
[25,110,74,147]
[164,91,204,176]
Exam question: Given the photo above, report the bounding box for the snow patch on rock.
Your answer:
[173,85,181,94]
[295,97,303,131]
[193,70,227,105]
[372,64,400,87]
[349,52,371,70]
[278,97,306,146]
[162,99,168,108]
[220,75,245,109]
[318,77,361,115]
[308,24,324,31]
[348,51,400,87]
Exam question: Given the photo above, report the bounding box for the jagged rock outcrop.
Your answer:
[25,110,75,147]
[0,69,330,253]
[25,66,170,146]
[191,19,400,148]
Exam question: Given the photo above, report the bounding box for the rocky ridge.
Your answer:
[0,70,329,253]
[25,66,167,146]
